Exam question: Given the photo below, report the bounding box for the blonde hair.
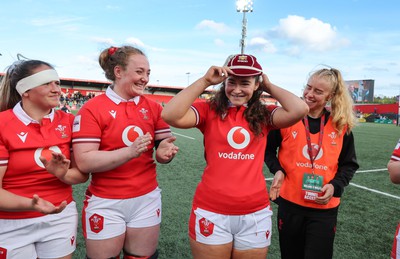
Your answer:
[310,68,357,134]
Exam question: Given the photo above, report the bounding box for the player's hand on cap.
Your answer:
[202,66,231,86]
[260,73,273,94]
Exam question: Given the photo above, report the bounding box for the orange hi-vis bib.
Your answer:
[278,117,346,209]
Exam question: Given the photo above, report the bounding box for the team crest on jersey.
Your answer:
[122,125,144,146]
[34,146,62,168]
[328,131,337,145]
[17,132,28,143]
[89,213,104,233]
[55,124,69,139]
[199,218,214,237]
[227,126,250,149]
[0,247,7,259]
[139,108,149,120]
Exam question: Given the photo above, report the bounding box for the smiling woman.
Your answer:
[71,45,178,259]
[161,53,308,259]
[0,59,88,259]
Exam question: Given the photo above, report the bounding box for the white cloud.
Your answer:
[126,37,146,48]
[247,37,277,53]
[195,20,231,34]
[274,15,350,53]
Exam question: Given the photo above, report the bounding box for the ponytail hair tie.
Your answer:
[108,47,118,56]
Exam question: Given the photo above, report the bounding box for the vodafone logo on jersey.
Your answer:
[218,127,254,160]
[296,144,328,171]
[302,143,323,160]
[122,125,143,146]
[34,146,62,168]
[226,126,250,149]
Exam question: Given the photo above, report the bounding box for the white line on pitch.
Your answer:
[356,168,387,173]
[265,169,400,200]
[349,182,400,200]
[172,132,195,140]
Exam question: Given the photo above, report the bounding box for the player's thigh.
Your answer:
[189,237,233,259]
[124,225,160,255]
[85,233,125,258]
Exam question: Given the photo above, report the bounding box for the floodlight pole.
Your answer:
[186,72,190,86]
[240,12,247,54]
[236,0,253,54]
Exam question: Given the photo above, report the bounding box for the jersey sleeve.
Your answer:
[391,138,400,161]
[191,101,211,129]
[72,102,102,144]
[153,101,172,140]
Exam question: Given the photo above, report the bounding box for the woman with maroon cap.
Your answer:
[162,54,308,259]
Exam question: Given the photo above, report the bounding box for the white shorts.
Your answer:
[392,222,400,259]
[0,201,78,259]
[189,205,273,250]
[83,187,162,240]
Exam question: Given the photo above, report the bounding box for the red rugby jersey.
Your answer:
[72,88,171,199]
[191,101,277,215]
[0,103,74,219]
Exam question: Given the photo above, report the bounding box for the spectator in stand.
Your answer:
[161,54,308,258]
[0,59,88,259]
[265,67,359,259]
[61,104,71,113]
[388,139,400,259]
[72,45,178,259]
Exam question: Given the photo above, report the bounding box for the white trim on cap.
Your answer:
[229,65,263,73]
[16,69,59,96]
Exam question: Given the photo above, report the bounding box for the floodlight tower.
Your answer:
[236,0,253,54]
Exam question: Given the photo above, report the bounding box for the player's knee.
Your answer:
[123,249,158,259]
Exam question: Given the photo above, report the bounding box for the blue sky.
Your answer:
[0,0,399,97]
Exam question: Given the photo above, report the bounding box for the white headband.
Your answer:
[16,69,59,96]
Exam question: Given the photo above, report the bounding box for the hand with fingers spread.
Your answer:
[156,136,179,163]
[31,194,67,214]
[40,152,70,180]
[130,132,153,158]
